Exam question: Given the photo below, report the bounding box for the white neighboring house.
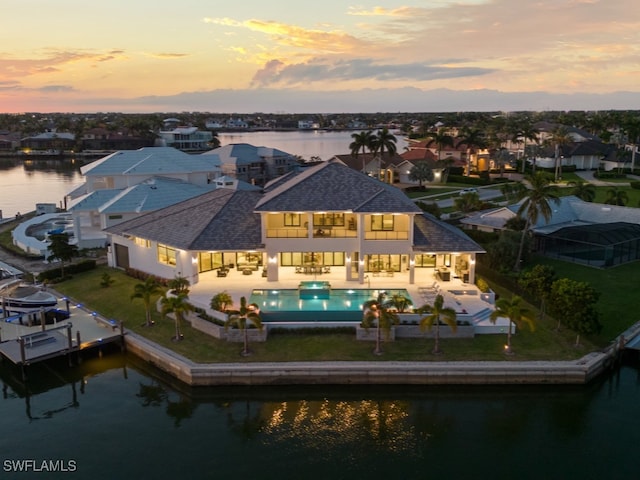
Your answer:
[203,143,301,186]
[157,126,214,152]
[66,147,223,249]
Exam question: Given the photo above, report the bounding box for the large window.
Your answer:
[366,254,400,272]
[284,213,301,226]
[198,252,223,272]
[314,213,345,227]
[371,214,394,231]
[134,237,150,248]
[414,254,436,267]
[280,251,345,266]
[157,244,176,266]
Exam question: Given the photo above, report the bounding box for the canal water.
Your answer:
[1,351,638,479]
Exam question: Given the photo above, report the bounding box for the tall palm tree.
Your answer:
[160,292,194,341]
[370,128,397,181]
[225,296,263,356]
[548,126,572,182]
[513,121,540,174]
[456,126,486,176]
[489,295,535,355]
[362,292,399,355]
[131,277,162,327]
[605,187,629,206]
[567,179,596,202]
[349,130,375,173]
[418,294,457,355]
[514,172,560,271]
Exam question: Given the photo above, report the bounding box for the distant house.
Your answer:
[80,127,154,152]
[20,132,75,153]
[460,195,640,267]
[157,126,214,152]
[204,143,300,186]
[333,153,406,184]
[298,120,319,129]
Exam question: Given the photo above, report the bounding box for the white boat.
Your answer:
[0,280,58,313]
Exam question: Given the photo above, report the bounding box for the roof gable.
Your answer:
[255,159,421,213]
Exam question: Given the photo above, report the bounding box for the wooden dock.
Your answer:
[0,300,124,371]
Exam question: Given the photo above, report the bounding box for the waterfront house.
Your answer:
[104,158,484,287]
[157,126,214,152]
[66,147,223,248]
[204,143,301,186]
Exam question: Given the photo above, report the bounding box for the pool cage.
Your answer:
[536,222,640,268]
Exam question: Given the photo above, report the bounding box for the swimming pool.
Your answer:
[249,288,414,323]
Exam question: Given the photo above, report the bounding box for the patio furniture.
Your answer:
[242,268,253,275]
[216,268,228,277]
[323,266,330,274]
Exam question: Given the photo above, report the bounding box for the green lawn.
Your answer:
[52,266,598,363]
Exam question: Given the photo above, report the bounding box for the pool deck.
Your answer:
[187,267,507,331]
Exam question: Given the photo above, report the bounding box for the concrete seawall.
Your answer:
[124,323,638,386]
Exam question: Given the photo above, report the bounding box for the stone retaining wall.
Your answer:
[124,324,631,386]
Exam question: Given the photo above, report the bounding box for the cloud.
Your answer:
[145,52,190,59]
[250,58,495,86]
[37,85,75,93]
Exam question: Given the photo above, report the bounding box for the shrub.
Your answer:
[38,259,97,282]
[630,181,640,190]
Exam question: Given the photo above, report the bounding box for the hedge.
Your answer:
[38,259,97,282]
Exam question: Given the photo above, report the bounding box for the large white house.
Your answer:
[105,159,484,287]
[67,147,223,249]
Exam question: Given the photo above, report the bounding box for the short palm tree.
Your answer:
[131,277,162,327]
[210,291,233,312]
[418,294,457,355]
[408,161,434,187]
[362,292,399,355]
[168,275,190,296]
[225,296,263,356]
[160,292,194,341]
[514,172,560,271]
[567,179,596,202]
[604,187,628,206]
[489,295,535,355]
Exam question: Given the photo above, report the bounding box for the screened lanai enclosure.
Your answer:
[536,222,640,268]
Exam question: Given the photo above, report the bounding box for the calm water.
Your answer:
[1,351,639,479]
[0,131,406,219]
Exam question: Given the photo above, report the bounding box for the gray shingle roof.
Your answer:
[413,213,485,253]
[255,159,421,213]
[105,189,264,251]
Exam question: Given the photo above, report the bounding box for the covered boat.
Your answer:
[0,280,58,313]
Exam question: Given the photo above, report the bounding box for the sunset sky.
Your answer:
[2,0,639,113]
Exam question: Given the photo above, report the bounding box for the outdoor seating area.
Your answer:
[295,265,331,274]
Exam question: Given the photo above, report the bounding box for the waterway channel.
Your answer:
[1,350,638,479]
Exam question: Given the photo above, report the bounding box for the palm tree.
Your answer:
[160,292,194,341]
[456,126,486,176]
[489,295,535,355]
[408,161,434,187]
[514,172,560,271]
[425,128,455,163]
[168,275,190,296]
[225,296,263,356]
[454,191,482,213]
[210,291,233,312]
[418,294,457,355]
[349,130,376,173]
[370,128,397,181]
[548,126,572,182]
[131,277,162,327]
[513,121,540,174]
[361,292,399,355]
[605,187,629,206]
[47,233,78,278]
[567,179,596,202]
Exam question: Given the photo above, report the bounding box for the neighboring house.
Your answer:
[298,120,319,129]
[157,126,214,152]
[460,195,640,267]
[20,132,75,153]
[530,121,616,171]
[333,153,406,184]
[66,147,223,248]
[105,158,484,286]
[80,127,154,152]
[204,143,301,186]
[397,148,441,184]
